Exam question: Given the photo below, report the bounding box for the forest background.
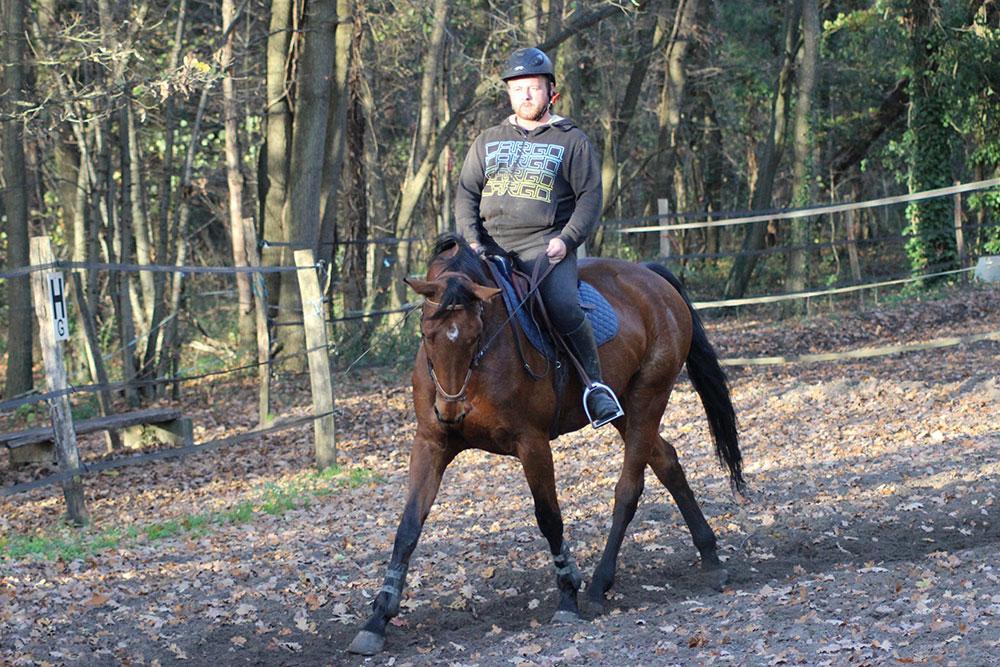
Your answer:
[1,0,998,406]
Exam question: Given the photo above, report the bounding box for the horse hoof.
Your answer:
[580,595,606,617]
[348,630,385,656]
[702,566,729,591]
[551,610,582,624]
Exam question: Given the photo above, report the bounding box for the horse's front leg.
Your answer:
[517,437,583,623]
[349,435,455,655]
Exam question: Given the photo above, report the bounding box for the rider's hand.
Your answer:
[545,237,567,264]
[470,241,485,256]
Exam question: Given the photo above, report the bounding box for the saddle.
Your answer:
[484,255,619,362]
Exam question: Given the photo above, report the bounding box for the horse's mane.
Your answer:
[427,234,493,319]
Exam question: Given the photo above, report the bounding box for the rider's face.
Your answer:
[506,76,552,123]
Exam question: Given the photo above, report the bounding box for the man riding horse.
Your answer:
[454,46,624,428]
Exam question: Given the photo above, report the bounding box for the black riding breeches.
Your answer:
[514,251,584,335]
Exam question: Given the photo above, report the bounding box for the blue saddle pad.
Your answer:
[491,261,619,361]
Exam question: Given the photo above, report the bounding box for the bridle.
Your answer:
[420,258,556,408]
[421,299,483,405]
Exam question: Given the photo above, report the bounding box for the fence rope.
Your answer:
[617,177,1000,233]
[720,329,1000,367]
[692,267,976,309]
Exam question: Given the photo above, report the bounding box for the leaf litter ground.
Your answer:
[1,284,998,666]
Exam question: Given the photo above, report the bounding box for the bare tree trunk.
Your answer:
[261,0,292,319]
[2,0,34,398]
[342,68,369,354]
[698,90,723,255]
[357,33,394,321]
[318,0,355,266]
[158,84,211,390]
[276,0,338,371]
[786,0,820,313]
[601,0,660,216]
[522,0,541,43]
[653,0,700,235]
[408,0,447,241]
[127,103,154,324]
[391,0,452,311]
[117,103,140,406]
[221,0,254,345]
[723,0,801,299]
[144,0,187,393]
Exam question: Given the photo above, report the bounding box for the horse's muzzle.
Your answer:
[433,401,466,427]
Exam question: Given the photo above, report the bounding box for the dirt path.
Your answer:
[2,286,998,666]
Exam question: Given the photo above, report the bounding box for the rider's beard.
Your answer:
[516,97,549,122]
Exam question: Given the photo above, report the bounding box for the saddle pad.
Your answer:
[493,266,620,361]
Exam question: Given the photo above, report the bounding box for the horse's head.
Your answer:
[406,235,500,426]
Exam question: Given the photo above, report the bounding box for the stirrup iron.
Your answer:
[582,382,624,429]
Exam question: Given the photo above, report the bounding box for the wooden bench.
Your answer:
[2,407,194,465]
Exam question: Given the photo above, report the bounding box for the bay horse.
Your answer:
[349,234,745,655]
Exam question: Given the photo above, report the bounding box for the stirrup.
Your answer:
[582,382,625,429]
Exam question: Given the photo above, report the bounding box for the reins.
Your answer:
[475,257,555,369]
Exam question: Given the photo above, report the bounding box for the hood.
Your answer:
[504,114,577,136]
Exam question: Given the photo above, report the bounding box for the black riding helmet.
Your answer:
[500,47,555,84]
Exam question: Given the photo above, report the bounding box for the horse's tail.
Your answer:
[644,263,746,495]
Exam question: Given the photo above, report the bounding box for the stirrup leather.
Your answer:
[582,382,625,429]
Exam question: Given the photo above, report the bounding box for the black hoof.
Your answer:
[580,594,606,617]
[700,565,729,591]
[348,630,385,655]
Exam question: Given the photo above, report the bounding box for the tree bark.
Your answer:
[276,0,338,371]
[117,103,140,406]
[786,0,820,312]
[2,0,34,399]
[342,64,369,354]
[144,0,187,392]
[830,77,909,180]
[127,103,155,326]
[522,0,541,44]
[655,0,700,215]
[601,0,660,217]
[221,0,254,345]
[318,0,355,264]
[723,0,801,299]
[261,0,292,320]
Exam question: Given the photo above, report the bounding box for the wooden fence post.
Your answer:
[242,217,271,426]
[954,183,967,277]
[844,208,862,284]
[29,236,90,526]
[657,198,672,259]
[71,272,122,452]
[293,249,337,469]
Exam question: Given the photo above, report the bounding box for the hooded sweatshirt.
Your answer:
[455,115,602,259]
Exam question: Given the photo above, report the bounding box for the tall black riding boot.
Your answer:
[563,318,624,428]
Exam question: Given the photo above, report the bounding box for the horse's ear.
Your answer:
[472,284,502,302]
[404,277,438,298]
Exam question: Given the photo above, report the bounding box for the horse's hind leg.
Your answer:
[648,435,727,582]
[586,431,648,608]
[518,438,583,623]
